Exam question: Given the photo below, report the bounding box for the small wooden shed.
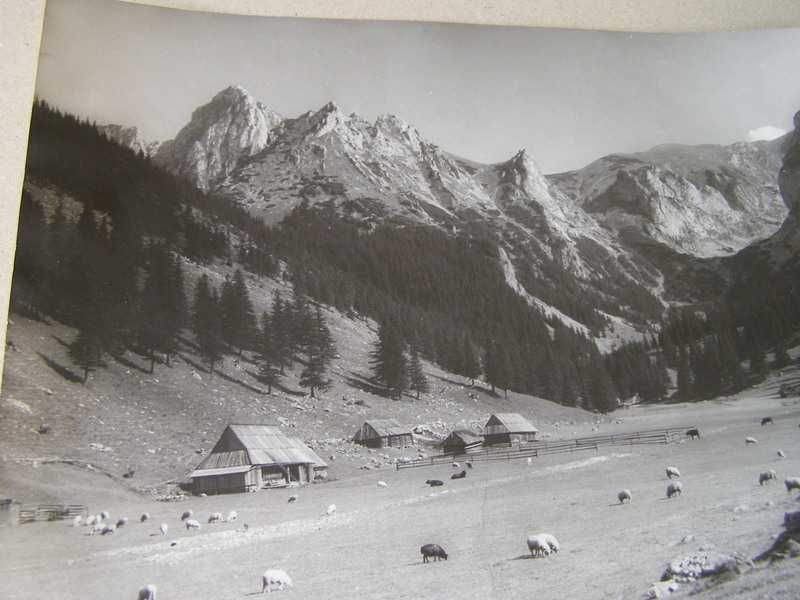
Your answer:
[441,430,484,455]
[190,424,327,495]
[482,413,538,445]
[353,419,413,448]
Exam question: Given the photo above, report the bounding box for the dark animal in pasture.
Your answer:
[685,428,700,440]
[451,470,467,479]
[425,479,444,487]
[421,544,448,563]
[761,417,774,426]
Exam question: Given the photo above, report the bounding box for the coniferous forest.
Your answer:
[11,100,798,411]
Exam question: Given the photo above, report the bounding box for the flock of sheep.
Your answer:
[71,416,799,598]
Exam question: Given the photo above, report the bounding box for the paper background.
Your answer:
[1,0,799,386]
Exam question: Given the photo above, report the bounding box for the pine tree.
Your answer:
[407,346,429,400]
[270,291,291,374]
[676,345,692,399]
[485,337,512,398]
[69,327,104,384]
[772,340,791,370]
[370,320,408,400]
[299,308,335,398]
[220,269,257,354]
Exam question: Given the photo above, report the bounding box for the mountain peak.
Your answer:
[214,84,253,102]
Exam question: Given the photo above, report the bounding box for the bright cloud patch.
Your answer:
[747,125,787,142]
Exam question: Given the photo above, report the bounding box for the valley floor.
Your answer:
[2,390,800,600]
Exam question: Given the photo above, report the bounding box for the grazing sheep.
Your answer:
[159,523,168,536]
[667,481,683,499]
[377,481,388,488]
[116,517,128,528]
[140,513,150,523]
[527,457,533,465]
[541,533,560,554]
[185,518,201,531]
[618,489,632,504]
[686,428,700,440]
[420,543,448,563]
[785,477,800,493]
[261,569,293,593]
[287,495,298,503]
[85,515,97,527]
[778,450,786,458]
[526,534,557,558]
[466,460,473,468]
[180,510,193,521]
[746,437,758,445]
[665,466,681,479]
[90,522,105,535]
[425,479,444,487]
[100,511,110,520]
[325,504,336,516]
[137,584,157,600]
[450,470,467,479]
[761,417,774,426]
[759,470,778,486]
[72,515,83,527]
[226,511,238,522]
[122,468,135,479]
[208,512,223,524]
[101,523,116,535]
[452,462,460,468]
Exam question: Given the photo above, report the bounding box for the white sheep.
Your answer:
[665,466,681,479]
[618,489,632,504]
[208,512,223,524]
[785,477,800,493]
[72,515,83,527]
[180,510,193,521]
[100,511,110,520]
[526,533,558,558]
[137,584,157,600]
[101,523,116,535]
[91,522,105,535]
[540,533,561,554]
[759,470,777,486]
[377,481,388,488]
[226,511,238,522]
[777,450,786,458]
[85,514,97,527]
[140,513,150,523]
[527,457,533,465]
[666,481,683,499]
[325,504,336,516]
[452,462,460,468]
[159,523,168,536]
[185,518,201,531]
[116,517,129,528]
[745,437,758,445]
[261,568,293,593]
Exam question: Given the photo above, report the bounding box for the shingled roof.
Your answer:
[191,424,326,478]
[361,419,412,437]
[485,413,538,433]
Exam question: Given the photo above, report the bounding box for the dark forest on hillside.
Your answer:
[13,100,796,410]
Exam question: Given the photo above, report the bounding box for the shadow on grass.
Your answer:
[177,352,268,395]
[51,334,71,349]
[36,352,84,383]
[242,369,306,397]
[344,371,387,397]
[109,352,151,375]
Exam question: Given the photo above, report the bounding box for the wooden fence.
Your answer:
[396,426,692,470]
[18,504,88,524]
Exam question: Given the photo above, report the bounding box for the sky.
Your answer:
[35,0,800,173]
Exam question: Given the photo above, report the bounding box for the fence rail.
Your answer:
[18,504,88,524]
[396,426,692,470]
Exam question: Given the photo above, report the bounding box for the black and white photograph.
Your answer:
[2,1,800,598]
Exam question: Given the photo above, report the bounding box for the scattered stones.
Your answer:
[661,549,744,584]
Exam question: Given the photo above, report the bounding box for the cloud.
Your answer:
[746,125,787,142]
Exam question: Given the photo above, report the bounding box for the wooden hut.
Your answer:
[190,424,327,495]
[353,419,413,448]
[441,430,483,455]
[482,413,538,445]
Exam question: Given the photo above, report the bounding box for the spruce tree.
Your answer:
[299,308,335,398]
[461,333,482,386]
[676,345,692,399]
[407,346,429,400]
[772,340,791,370]
[193,274,224,375]
[258,311,281,394]
[370,320,408,400]
[270,290,290,374]
[69,327,104,384]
